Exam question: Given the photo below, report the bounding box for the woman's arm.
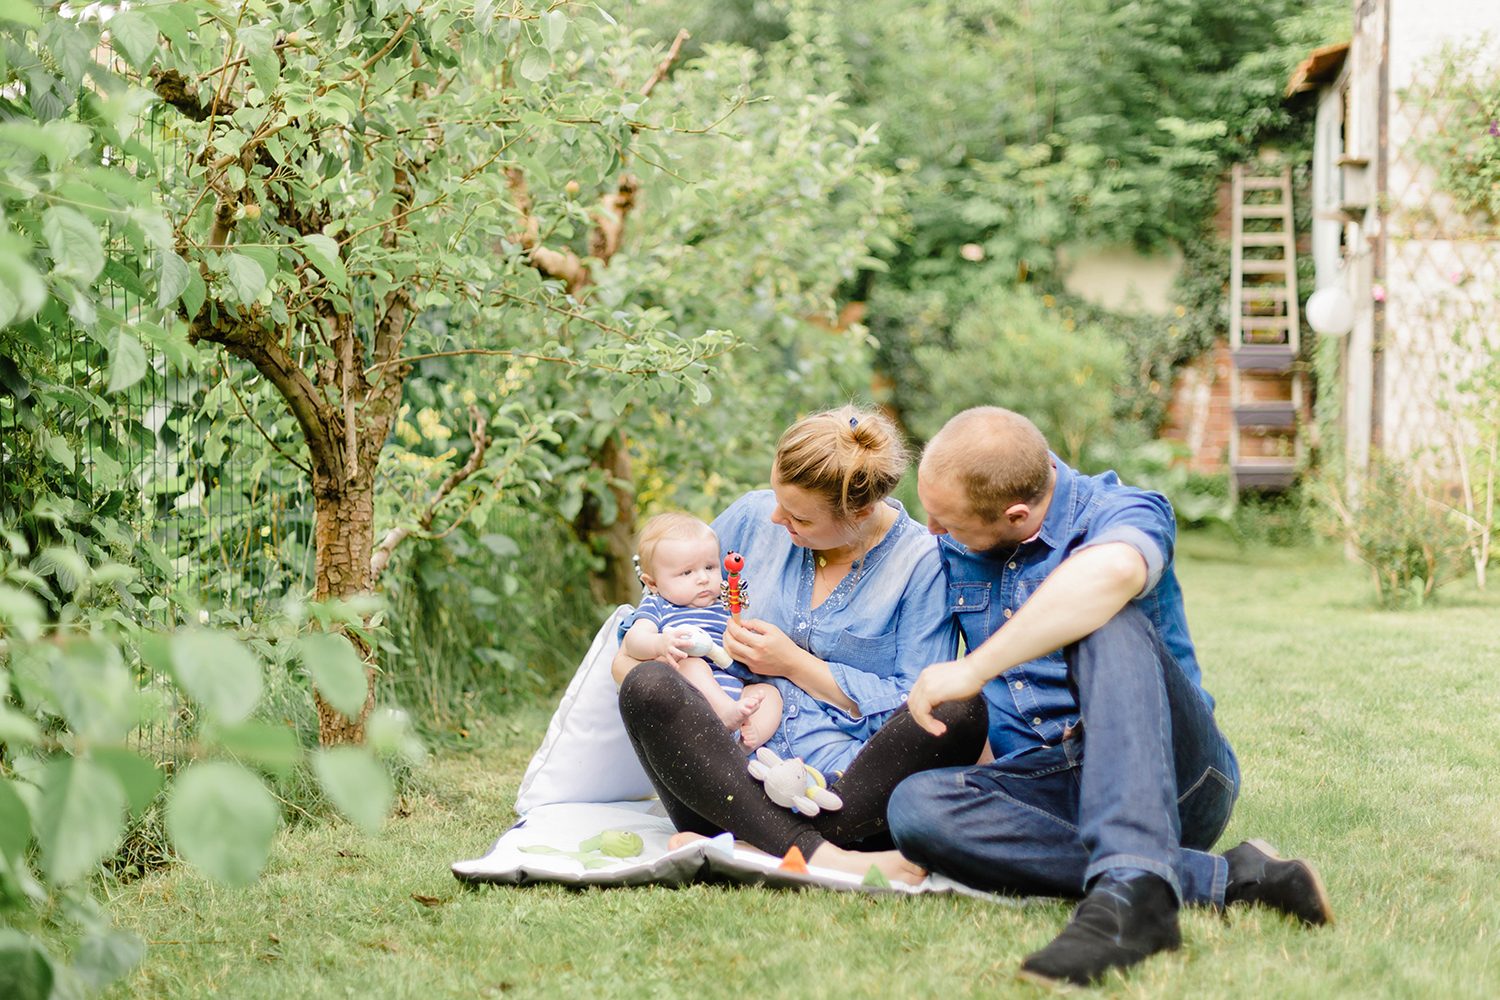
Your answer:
[723,618,857,713]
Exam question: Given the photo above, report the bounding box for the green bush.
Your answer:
[380,506,604,730]
[1318,462,1471,608]
[907,284,1127,468]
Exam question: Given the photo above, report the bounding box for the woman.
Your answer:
[613,405,988,882]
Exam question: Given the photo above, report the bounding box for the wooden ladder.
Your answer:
[1229,164,1302,495]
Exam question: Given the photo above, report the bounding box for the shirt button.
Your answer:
[1008,562,1017,570]
[1003,608,1013,619]
[957,597,964,606]
[1012,680,1024,690]
[900,693,908,702]
[1032,717,1043,726]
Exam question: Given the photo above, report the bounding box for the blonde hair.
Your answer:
[773,404,910,521]
[921,406,1051,520]
[636,512,716,577]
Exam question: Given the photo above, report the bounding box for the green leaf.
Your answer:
[299,234,348,289]
[312,747,392,833]
[519,49,550,83]
[107,328,147,393]
[0,780,31,863]
[90,748,163,818]
[299,632,368,718]
[168,630,264,724]
[211,721,302,779]
[237,244,279,280]
[35,756,127,884]
[366,707,426,767]
[223,253,267,303]
[42,206,105,282]
[0,0,42,27]
[0,930,53,1000]
[0,707,40,747]
[155,250,190,308]
[36,546,87,593]
[236,23,273,61]
[479,533,519,557]
[165,762,279,887]
[0,586,44,643]
[182,266,206,318]
[107,10,159,69]
[543,10,567,52]
[0,257,47,327]
[47,638,139,743]
[72,929,144,991]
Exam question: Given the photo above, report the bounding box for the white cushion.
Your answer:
[513,605,655,814]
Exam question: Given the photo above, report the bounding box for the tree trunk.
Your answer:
[312,472,378,745]
[577,431,640,607]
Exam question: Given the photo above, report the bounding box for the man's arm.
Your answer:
[908,541,1147,734]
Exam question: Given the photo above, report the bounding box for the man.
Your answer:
[889,406,1332,987]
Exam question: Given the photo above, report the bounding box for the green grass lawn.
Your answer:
[99,533,1500,998]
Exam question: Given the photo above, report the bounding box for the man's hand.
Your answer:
[908,658,988,736]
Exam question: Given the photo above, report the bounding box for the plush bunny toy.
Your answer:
[747,747,843,817]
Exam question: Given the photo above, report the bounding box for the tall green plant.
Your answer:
[0,554,417,997]
[908,284,1126,468]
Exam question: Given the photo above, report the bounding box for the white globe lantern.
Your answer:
[1305,287,1355,337]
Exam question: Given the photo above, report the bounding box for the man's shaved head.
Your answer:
[921,407,1052,521]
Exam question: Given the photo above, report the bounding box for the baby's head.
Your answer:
[636,512,722,608]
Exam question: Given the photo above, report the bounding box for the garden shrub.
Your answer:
[1318,461,1471,608]
[907,284,1127,469]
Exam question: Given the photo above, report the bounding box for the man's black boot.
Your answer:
[1223,839,1334,926]
[1018,872,1181,987]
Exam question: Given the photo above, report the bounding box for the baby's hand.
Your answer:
[659,625,696,666]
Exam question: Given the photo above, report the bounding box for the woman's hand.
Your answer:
[723,618,807,680]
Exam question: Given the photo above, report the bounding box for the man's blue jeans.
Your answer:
[888,604,1240,906]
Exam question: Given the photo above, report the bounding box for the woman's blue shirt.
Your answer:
[711,490,957,775]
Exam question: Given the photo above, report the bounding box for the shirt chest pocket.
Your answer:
[828,626,900,678]
[948,581,993,645]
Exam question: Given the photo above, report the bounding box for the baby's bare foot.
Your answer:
[740,704,780,752]
[714,698,754,729]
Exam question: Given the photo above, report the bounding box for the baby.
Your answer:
[621,512,782,751]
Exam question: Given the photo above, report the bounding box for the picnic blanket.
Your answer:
[449,606,1002,900]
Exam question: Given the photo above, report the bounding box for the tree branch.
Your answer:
[363,345,732,378]
[353,13,416,78]
[640,29,690,98]
[589,174,640,263]
[506,167,590,291]
[370,404,489,581]
[191,312,344,490]
[221,351,314,476]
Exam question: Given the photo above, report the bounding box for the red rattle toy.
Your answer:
[723,551,746,621]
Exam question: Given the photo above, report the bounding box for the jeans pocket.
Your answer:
[1177,765,1236,850]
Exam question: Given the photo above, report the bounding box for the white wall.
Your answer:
[1057,244,1183,316]
[1380,0,1500,476]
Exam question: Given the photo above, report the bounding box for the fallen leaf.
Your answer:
[411,893,444,907]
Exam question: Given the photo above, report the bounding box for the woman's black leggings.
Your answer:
[618,660,988,860]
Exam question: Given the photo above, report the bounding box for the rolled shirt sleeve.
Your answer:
[1074,489,1175,597]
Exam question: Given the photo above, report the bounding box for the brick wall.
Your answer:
[1161,339,1233,474]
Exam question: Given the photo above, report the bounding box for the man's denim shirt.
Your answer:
[940,457,1214,760]
[711,490,958,776]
